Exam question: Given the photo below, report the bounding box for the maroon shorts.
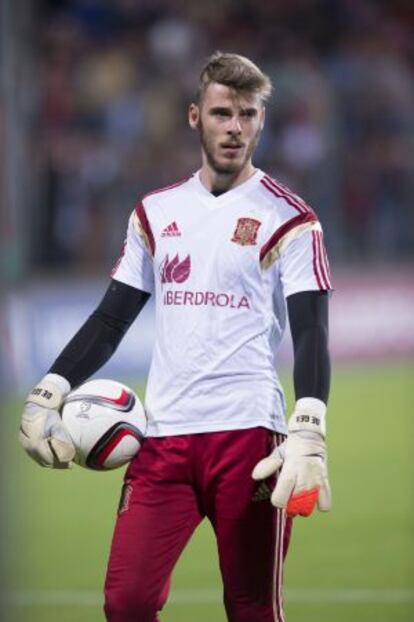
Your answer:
[104,427,292,622]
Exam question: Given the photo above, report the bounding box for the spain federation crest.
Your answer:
[231,217,261,246]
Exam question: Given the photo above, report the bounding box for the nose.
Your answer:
[227,116,242,135]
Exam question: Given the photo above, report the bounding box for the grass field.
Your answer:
[3,362,413,621]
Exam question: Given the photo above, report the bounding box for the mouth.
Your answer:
[221,142,243,149]
[220,143,244,155]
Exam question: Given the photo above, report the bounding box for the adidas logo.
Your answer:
[252,482,271,503]
[161,221,181,237]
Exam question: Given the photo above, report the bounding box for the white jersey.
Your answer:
[112,169,332,437]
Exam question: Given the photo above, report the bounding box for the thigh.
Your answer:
[201,428,292,622]
[214,505,291,622]
[104,437,202,620]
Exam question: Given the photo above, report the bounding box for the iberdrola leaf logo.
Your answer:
[160,254,191,284]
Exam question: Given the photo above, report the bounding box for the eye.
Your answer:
[210,108,232,118]
[241,109,257,118]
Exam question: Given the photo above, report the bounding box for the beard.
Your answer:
[198,119,262,175]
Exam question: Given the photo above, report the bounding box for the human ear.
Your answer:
[260,106,266,131]
[188,103,200,129]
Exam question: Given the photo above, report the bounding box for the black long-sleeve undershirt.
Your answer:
[50,280,330,403]
[287,290,330,403]
[49,280,150,387]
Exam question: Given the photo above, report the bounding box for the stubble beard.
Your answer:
[198,120,262,176]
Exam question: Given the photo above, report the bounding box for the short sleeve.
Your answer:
[111,211,155,293]
[279,227,332,298]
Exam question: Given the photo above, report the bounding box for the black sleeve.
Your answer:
[49,280,150,388]
[287,290,330,404]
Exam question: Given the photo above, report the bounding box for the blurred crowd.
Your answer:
[33,0,414,272]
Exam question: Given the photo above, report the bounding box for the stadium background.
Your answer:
[1,1,413,621]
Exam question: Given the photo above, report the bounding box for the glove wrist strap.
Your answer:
[25,374,71,410]
[289,397,327,437]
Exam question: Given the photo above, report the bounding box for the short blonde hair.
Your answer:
[197,51,273,103]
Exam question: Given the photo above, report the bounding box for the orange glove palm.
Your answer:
[252,398,331,517]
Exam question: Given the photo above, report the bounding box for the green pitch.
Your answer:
[4,362,413,622]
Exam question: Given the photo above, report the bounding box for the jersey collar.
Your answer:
[191,168,264,207]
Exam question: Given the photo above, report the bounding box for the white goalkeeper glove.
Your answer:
[19,373,76,469]
[252,398,331,517]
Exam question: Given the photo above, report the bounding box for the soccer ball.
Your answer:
[60,379,146,470]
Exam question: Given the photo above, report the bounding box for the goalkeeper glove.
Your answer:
[19,373,76,468]
[252,398,331,517]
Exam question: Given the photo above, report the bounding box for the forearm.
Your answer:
[49,315,124,388]
[287,291,330,404]
[292,324,330,403]
[49,280,150,388]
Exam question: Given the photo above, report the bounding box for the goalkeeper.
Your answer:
[20,52,332,622]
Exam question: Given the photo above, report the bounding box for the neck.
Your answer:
[199,158,256,194]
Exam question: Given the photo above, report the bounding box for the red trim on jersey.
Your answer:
[110,240,127,277]
[312,230,331,290]
[312,230,323,289]
[261,175,315,217]
[260,212,317,262]
[142,176,191,200]
[321,233,332,284]
[315,230,331,289]
[135,202,155,256]
[261,177,305,214]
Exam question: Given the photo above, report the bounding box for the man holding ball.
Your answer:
[20,52,332,622]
